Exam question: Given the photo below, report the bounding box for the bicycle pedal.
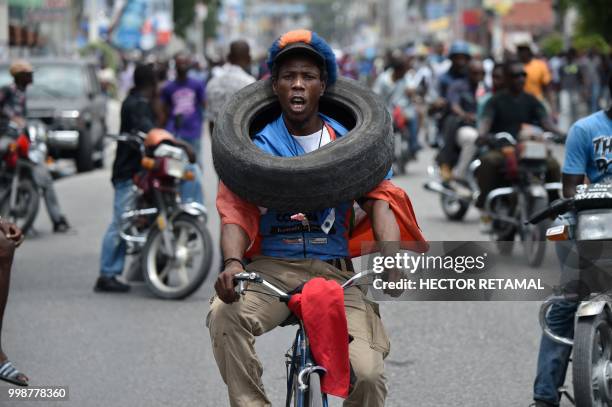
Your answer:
[558,386,575,405]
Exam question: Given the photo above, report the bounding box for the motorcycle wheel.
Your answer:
[0,177,40,235]
[521,197,548,268]
[440,194,470,221]
[392,131,407,176]
[142,213,213,299]
[491,197,515,255]
[573,312,612,407]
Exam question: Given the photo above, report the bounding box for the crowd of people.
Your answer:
[1,25,612,407]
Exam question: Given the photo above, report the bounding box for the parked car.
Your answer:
[0,58,107,172]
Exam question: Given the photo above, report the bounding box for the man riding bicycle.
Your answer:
[207,30,426,407]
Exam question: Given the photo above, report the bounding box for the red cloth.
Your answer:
[217,179,429,259]
[348,180,429,257]
[287,277,350,398]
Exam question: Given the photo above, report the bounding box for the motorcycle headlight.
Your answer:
[577,210,612,240]
[56,110,82,129]
[59,110,80,119]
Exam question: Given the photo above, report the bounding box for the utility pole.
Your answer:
[0,0,7,59]
[88,0,99,43]
[195,2,207,58]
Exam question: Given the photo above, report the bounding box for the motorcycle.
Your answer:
[531,182,612,407]
[423,154,479,221]
[483,131,563,267]
[0,120,47,234]
[391,105,417,176]
[113,132,213,300]
[424,130,563,267]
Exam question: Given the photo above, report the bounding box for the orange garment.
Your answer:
[523,58,551,100]
[216,179,428,259]
[348,180,429,256]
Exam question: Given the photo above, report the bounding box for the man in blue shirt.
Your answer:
[532,77,612,407]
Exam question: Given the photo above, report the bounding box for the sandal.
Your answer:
[0,360,29,386]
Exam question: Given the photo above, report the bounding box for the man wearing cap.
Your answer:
[0,61,32,133]
[0,60,70,233]
[207,30,426,407]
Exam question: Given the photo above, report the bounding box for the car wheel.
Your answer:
[212,77,393,211]
[92,121,106,169]
[75,130,94,172]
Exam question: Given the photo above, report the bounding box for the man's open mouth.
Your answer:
[289,96,306,111]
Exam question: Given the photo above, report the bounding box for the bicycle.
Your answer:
[233,269,375,407]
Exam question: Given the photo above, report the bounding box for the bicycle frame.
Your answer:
[285,323,328,407]
[234,270,373,407]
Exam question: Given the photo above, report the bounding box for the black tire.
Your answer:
[142,213,213,299]
[212,77,393,211]
[0,176,40,235]
[521,197,548,268]
[490,196,516,255]
[76,131,94,172]
[93,121,106,169]
[440,194,470,221]
[573,312,612,407]
[306,372,324,407]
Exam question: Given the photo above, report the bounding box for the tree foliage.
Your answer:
[565,0,612,42]
[173,0,220,42]
[539,32,564,57]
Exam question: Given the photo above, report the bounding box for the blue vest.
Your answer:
[253,114,351,259]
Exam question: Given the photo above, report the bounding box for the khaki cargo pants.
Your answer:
[206,256,390,407]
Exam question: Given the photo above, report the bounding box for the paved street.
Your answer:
[1,131,572,407]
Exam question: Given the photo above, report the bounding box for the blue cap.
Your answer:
[448,41,471,57]
[267,29,338,85]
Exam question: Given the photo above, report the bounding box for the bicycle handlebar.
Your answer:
[233,269,378,300]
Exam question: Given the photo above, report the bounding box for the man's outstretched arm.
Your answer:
[215,224,250,304]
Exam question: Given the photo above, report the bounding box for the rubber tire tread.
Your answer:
[524,197,548,268]
[76,131,94,173]
[212,77,393,211]
[573,313,611,407]
[0,176,39,235]
[306,372,323,407]
[143,213,213,300]
[440,194,470,221]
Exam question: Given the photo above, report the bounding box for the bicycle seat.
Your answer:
[280,314,300,327]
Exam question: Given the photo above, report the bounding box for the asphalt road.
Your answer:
[1,129,573,407]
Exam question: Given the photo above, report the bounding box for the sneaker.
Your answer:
[529,400,557,407]
[94,276,131,293]
[53,217,70,233]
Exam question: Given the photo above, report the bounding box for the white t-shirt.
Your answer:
[291,125,331,153]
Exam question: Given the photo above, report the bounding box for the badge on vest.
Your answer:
[309,238,328,245]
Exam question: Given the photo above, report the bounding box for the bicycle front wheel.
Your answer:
[306,372,324,407]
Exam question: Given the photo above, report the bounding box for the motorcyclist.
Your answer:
[476,60,564,230]
[0,60,70,233]
[436,60,485,184]
[373,50,420,168]
[95,63,202,293]
[530,75,612,407]
[431,41,471,168]
[437,41,471,100]
[207,29,426,407]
